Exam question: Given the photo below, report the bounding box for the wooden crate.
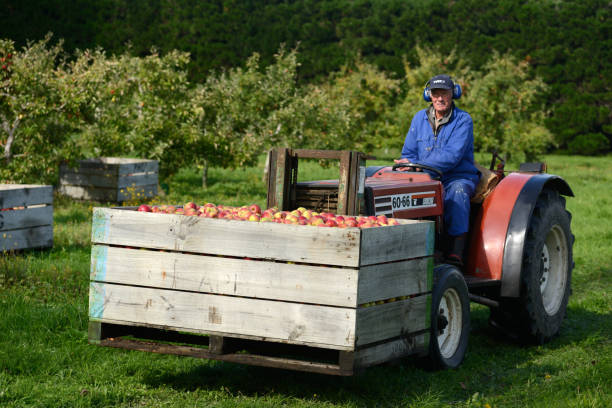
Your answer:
[0,184,53,251]
[89,207,434,375]
[266,148,370,215]
[59,157,158,203]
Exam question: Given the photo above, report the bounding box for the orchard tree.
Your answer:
[193,47,300,171]
[0,35,81,183]
[74,47,201,178]
[323,57,401,153]
[461,52,554,163]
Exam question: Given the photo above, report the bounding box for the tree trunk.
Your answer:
[262,150,270,184]
[202,159,209,188]
[1,116,20,164]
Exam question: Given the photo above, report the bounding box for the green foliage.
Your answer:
[0,36,557,183]
[461,52,555,162]
[4,0,609,153]
[567,133,610,156]
[193,47,302,168]
[0,35,82,184]
[194,46,362,168]
[324,57,401,152]
[72,47,200,177]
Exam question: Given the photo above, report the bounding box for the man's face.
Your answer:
[431,88,453,115]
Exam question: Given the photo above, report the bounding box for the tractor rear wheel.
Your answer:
[491,189,574,344]
[428,264,470,369]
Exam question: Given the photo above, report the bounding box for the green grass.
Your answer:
[1,154,610,407]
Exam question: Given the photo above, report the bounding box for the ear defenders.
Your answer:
[423,78,462,102]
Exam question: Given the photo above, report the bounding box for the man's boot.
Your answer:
[446,233,467,267]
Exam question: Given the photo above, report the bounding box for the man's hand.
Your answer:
[393,158,422,171]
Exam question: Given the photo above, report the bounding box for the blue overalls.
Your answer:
[400,106,480,236]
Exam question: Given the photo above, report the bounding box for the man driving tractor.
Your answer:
[394,74,480,266]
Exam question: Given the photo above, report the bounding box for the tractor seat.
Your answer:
[471,163,500,204]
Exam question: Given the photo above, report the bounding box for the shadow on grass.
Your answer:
[135,303,609,406]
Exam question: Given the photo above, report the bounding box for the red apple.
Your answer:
[248,204,262,215]
[137,204,152,212]
[325,219,338,227]
[376,215,388,225]
[387,218,400,226]
[345,219,359,227]
[248,213,261,222]
[309,215,325,226]
[184,201,198,211]
[285,213,299,224]
[184,208,198,216]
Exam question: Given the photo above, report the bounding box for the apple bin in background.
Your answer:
[59,158,158,203]
[0,184,53,251]
[88,207,434,375]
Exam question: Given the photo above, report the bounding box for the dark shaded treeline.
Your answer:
[1,0,610,153]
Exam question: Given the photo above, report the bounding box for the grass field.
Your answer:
[0,153,610,407]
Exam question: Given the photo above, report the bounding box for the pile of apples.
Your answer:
[136,202,400,228]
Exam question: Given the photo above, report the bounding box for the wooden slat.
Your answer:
[359,221,435,265]
[68,158,158,175]
[59,171,157,189]
[96,336,353,376]
[355,295,429,346]
[60,171,117,188]
[293,149,345,160]
[116,160,158,175]
[337,151,351,215]
[91,208,363,266]
[91,208,433,267]
[60,184,157,202]
[90,245,359,307]
[0,185,53,208]
[274,148,290,210]
[266,149,278,209]
[356,257,432,304]
[0,206,53,231]
[89,282,357,350]
[0,225,52,251]
[59,185,118,202]
[353,332,429,368]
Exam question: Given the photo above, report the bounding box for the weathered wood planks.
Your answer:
[59,157,158,202]
[0,184,53,251]
[88,207,435,374]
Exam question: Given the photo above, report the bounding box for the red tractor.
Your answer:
[267,148,574,369]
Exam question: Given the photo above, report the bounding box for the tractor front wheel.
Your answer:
[428,264,470,369]
[491,189,574,344]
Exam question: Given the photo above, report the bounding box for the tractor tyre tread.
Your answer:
[490,189,573,344]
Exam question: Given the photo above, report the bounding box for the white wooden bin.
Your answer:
[59,158,158,202]
[89,207,435,372]
[0,184,53,251]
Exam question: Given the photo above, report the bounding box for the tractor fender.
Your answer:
[500,173,572,297]
[467,173,573,297]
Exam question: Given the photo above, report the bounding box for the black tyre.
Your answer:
[428,264,470,369]
[491,189,574,344]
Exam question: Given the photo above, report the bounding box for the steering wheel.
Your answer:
[392,163,443,180]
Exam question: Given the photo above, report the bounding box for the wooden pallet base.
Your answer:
[89,322,428,376]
